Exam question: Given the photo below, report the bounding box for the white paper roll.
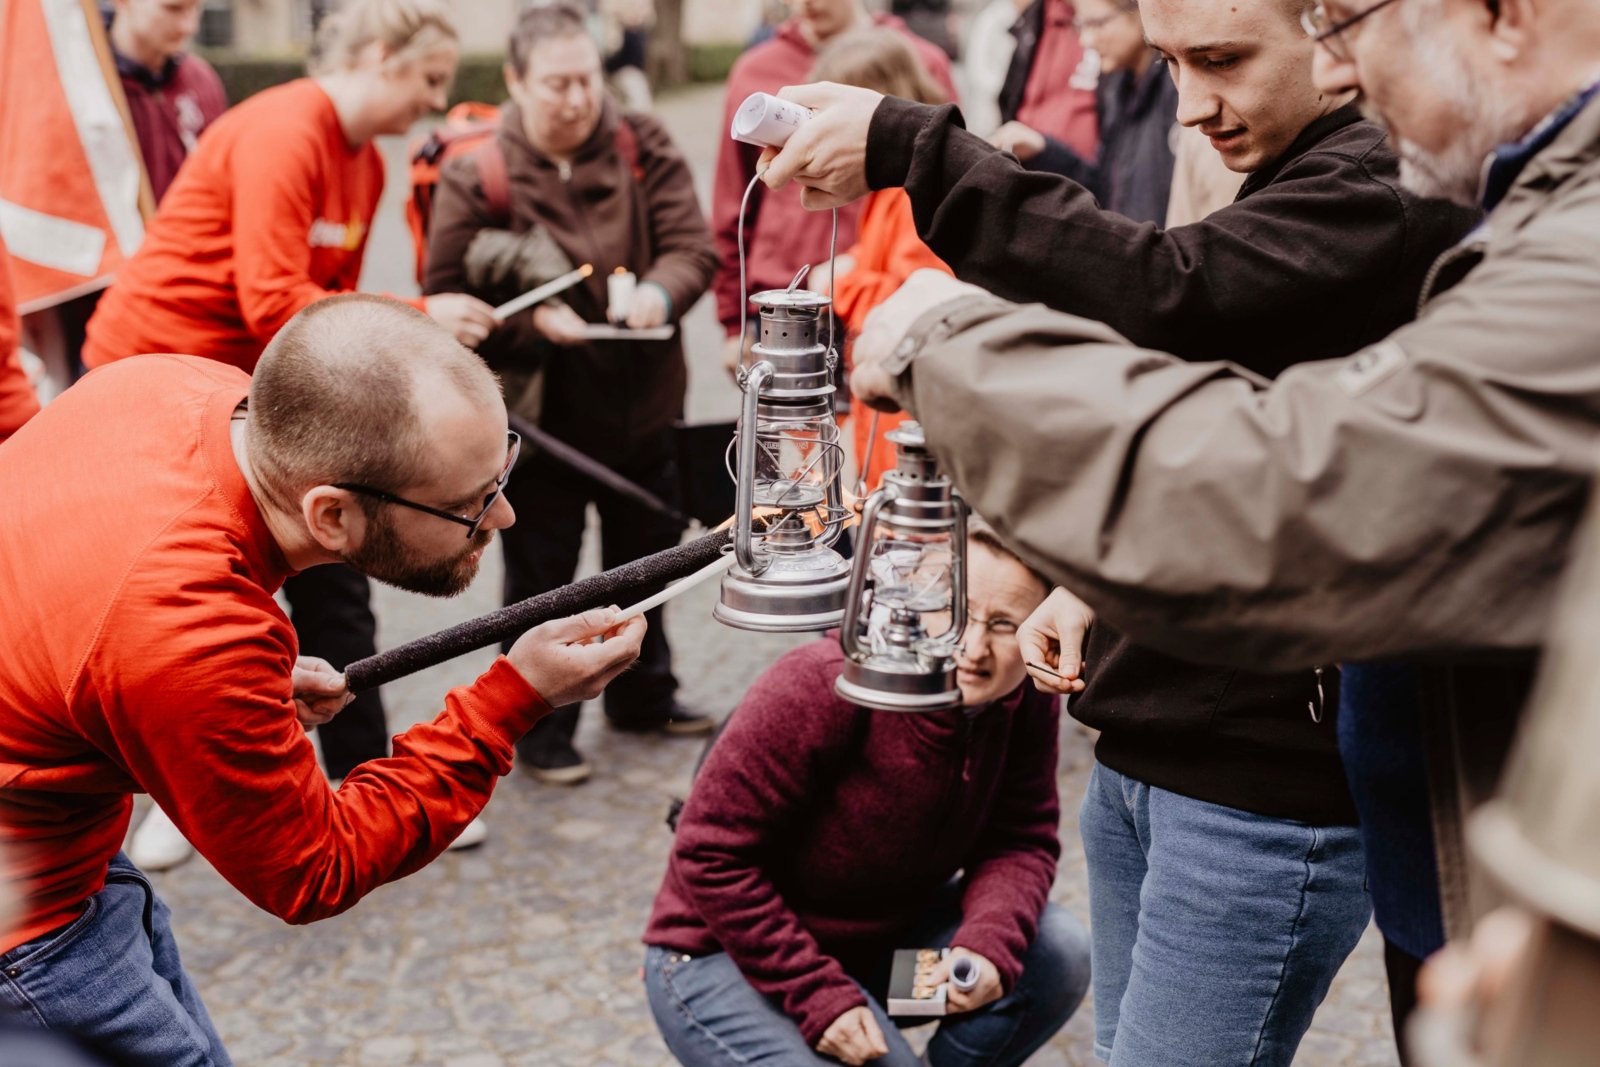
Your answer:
[730,92,812,148]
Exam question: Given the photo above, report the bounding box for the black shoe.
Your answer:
[518,737,592,785]
[610,705,717,737]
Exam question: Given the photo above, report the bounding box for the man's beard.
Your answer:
[342,508,493,598]
[1370,19,1526,206]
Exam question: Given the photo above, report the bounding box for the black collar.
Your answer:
[1237,103,1365,198]
[114,47,181,90]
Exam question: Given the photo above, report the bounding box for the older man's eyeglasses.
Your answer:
[336,431,521,540]
[1301,0,1405,62]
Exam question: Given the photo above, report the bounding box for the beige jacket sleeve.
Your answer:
[888,206,1600,670]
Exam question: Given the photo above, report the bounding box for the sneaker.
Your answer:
[447,816,489,850]
[520,737,593,786]
[609,705,716,737]
[128,804,195,872]
[661,708,717,736]
[611,707,717,736]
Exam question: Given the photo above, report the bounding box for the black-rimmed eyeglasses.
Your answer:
[1302,0,1404,62]
[336,431,521,539]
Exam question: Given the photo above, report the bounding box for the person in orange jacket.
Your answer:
[810,27,954,491]
[0,234,42,444]
[81,0,501,871]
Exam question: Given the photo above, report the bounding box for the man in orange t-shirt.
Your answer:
[0,295,644,1063]
[81,75,509,854]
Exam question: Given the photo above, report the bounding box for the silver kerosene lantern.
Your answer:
[836,422,968,711]
[714,274,852,632]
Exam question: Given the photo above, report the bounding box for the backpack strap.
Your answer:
[471,138,512,227]
[614,115,646,183]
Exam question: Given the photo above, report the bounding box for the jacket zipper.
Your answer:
[1308,665,1326,724]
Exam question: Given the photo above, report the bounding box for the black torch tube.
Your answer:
[343,528,732,693]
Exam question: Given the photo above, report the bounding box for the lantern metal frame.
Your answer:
[713,272,854,632]
[836,423,969,712]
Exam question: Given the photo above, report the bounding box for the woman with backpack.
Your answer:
[424,2,717,785]
[81,0,497,868]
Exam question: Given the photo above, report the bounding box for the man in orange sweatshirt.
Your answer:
[0,295,644,1064]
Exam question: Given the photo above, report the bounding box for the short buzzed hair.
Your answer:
[248,294,498,511]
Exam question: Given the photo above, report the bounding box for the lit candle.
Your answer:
[607,267,637,324]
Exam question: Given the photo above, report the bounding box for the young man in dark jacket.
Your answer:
[756,0,1479,1062]
[425,4,718,783]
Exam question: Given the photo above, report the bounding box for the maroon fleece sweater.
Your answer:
[642,639,1061,1045]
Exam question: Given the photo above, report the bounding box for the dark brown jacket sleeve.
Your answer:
[629,114,719,320]
[423,156,547,373]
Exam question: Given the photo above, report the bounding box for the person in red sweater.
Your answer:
[714,0,957,374]
[0,234,41,443]
[809,27,954,492]
[108,0,228,202]
[83,0,503,870]
[0,294,645,1063]
[643,523,1088,1067]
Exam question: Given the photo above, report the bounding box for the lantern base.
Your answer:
[714,548,850,633]
[835,658,962,713]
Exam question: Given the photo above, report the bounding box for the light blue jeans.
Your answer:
[0,853,230,1066]
[645,900,1089,1066]
[1080,763,1371,1066]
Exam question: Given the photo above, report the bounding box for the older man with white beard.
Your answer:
[755,0,1600,1059]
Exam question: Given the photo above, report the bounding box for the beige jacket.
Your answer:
[889,91,1600,673]
[886,90,1600,937]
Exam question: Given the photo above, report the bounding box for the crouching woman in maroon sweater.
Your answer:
[642,527,1090,1066]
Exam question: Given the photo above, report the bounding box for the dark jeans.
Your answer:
[282,563,388,779]
[501,433,682,760]
[644,896,1089,1066]
[0,854,230,1065]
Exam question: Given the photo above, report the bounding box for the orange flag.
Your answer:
[0,0,148,314]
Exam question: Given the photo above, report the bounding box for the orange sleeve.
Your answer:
[87,568,549,924]
[832,191,952,338]
[0,238,40,442]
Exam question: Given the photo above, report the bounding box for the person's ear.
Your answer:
[302,486,364,555]
[504,61,528,105]
[1483,0,1529,64]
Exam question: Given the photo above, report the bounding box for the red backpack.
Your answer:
[406,101,644,286]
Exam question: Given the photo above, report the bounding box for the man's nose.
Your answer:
[1172,69,1220,129]
[487,492,515,531]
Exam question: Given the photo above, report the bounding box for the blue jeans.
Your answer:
[1079,763,1370,1066]
[0,853,231,1066]
[645,900,1089,1066]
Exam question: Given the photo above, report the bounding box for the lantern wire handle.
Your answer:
[735,173,840,381]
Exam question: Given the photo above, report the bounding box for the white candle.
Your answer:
[607,267,637,324]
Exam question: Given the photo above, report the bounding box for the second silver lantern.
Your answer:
[836,422,969,712]
[714,282,852,632]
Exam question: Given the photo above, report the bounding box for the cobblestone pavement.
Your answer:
[140,84,1401,1066]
